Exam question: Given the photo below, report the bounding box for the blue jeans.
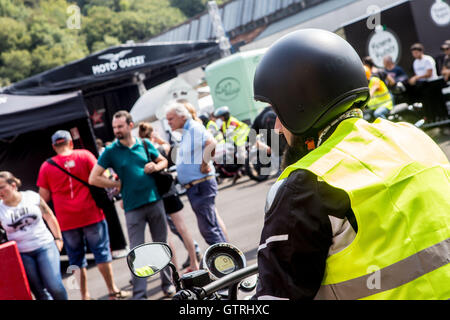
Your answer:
[186,178,226,245]
[373,106,390,119]
[20,241,68,300]
[62,219,112,268]
[125,200,172,299]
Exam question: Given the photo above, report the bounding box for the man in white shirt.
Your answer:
[409,43,438,85]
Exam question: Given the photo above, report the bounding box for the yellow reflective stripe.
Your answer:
[372,91,390,100]
[315,238,450,300]
[368,97,393,110]
[368,93,392,110]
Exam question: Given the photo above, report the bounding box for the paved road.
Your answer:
[64,174,272,300]
[63,127,450,300]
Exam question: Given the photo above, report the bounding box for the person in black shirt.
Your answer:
[383,55,408,83]
[440,41,450,81]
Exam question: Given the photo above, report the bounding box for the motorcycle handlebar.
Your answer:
[197,264,258,299]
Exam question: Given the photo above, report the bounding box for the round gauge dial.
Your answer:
[213,254,236,275]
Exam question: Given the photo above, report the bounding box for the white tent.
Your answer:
[130,77,198,123]
[197,93,215,115]
[130,77,198,141]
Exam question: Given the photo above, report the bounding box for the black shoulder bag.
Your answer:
[0,225,8,244]
[46,158,111,210]
[142,140,174,196]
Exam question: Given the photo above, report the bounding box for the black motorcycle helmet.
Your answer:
[254,29,370,136]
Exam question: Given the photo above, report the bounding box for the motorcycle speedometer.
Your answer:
[202,243,246,280]
[213,253,236,274]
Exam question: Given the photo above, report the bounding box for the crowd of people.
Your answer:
[0,34,448,301]
[361,39,449,121]
[0,99,243,300]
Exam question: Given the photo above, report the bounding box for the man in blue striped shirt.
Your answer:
[166,102,227,245]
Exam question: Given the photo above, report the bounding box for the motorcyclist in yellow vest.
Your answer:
[134,265,156,277]
[365,65,393,119]
[199,113,224,144]
[213,106,250,164]
[253,29,450,300]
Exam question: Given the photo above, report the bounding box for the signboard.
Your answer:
[343,0,450,75]
[367,26,401,67]
[343,1,419,76]
[430,0,450,26]
[410,0,450,59]
[92,49,146,75]
[205,49,268,123]
[215,77,241,101]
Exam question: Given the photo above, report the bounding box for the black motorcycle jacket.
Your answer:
[255,169,357,300]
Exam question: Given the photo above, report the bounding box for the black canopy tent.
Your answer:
[0,92,88,140]
[3,40,222,142]
[0,91,127,251]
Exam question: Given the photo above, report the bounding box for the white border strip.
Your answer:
[258,234,289,251]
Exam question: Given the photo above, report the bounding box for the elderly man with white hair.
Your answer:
[166,101,227,245]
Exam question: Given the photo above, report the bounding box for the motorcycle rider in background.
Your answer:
[199,113,224,144]
[364,65,393,120]
[213,106,251,183]
[213,106,250,163]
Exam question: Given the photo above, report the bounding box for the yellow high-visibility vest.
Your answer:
[367,76,393,111]
[221,116,250,147]
[206,120,224,143]
[134,266,155,277]
[278,117,450,299]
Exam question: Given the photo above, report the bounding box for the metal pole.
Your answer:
[208,1,232,57]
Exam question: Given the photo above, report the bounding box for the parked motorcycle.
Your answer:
[127,242,258,300]
[245,134,274,182]
[387,79,450,128]
[363,102,425,128]
[386,102,425,128]
[214,138,272,184]
[213,141,244,185]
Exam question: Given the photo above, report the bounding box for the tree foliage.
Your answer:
[0,49,32,82]
[0,0,231,85]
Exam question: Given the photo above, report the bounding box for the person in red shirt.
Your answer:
[37,130,129,300]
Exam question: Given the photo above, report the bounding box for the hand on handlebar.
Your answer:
[172,289,198,300]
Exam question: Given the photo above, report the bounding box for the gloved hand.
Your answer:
[172,289,198,300]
